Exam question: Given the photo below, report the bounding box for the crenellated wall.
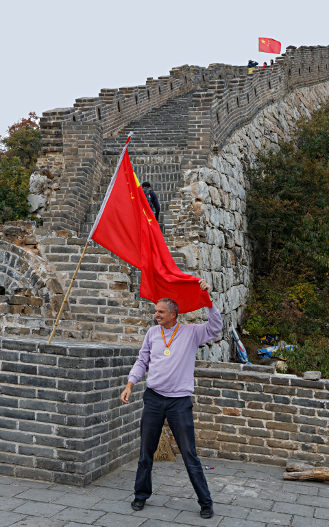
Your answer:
[182,45,329,169]
[40,63,247,154]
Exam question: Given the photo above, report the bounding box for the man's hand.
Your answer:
[199,278,211,295]
[121,382,134,404]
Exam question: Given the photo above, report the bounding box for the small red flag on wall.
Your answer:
[259,38,281,54]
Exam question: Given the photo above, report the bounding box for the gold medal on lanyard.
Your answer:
[161,324,179,356]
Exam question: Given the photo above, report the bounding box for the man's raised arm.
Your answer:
[194,279,223,345]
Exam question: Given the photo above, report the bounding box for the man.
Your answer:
[141,181,160,221]
[248,59,258,74]
[120,279,223,519]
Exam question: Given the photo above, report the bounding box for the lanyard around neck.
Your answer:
[161,323,179,349]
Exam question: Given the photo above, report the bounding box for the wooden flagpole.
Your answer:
[48,240,89,345]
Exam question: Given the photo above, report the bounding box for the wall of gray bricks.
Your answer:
[39,63,246,154]
[1,340,329,486]
[0,337,144,486]
[177,363,329,466]
[42,122,104,233]
[182,45,329,169]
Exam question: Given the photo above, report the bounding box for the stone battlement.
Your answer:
[0,338,327,485]
[40,63,246,153]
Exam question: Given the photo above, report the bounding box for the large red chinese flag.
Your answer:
[89,136,212,313]
[258,38,281,54]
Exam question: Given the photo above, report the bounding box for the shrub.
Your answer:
[0,157,30,223]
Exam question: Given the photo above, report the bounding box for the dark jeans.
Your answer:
[134,387,212,507]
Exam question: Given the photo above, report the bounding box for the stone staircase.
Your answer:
[103,92,193,153]
[36,235,155,344]
[23,231,185,344]
[99,92,194,228]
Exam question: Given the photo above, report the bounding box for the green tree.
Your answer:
[245,103,329,375]
[247,103,329,279]
[0,156,30,223]
[0,112,41,172]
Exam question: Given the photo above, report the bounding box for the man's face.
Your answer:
[155,301,176,327]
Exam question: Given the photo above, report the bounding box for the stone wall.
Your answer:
[165,81,329,362]
[0,337,144,485]
[1,340,328,485]
[39,63,246,154]
[182,45,329,169]
[188,363,329,466]
[42,122,104,233]
[0,234,70,338]
[31,45,329,232]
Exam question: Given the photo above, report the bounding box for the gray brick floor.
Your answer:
[0,456,328,526]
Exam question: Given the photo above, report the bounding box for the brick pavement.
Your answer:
[0,456,328,527]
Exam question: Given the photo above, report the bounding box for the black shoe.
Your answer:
[131,498,146,511]
[200,505,214,519]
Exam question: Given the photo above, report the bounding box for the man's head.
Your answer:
[155,298,179,329]
[142,182,151,189]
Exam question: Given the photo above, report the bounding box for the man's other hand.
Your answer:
[121,382,133,404]
[199,278,211,295]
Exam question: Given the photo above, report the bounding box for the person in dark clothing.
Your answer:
[248,59,258,73]
[270,59,274,66]
[141,182,160,221]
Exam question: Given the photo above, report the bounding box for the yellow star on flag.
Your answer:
[143,209,152,225]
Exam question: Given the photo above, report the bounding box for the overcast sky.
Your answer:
[1,0,328,137]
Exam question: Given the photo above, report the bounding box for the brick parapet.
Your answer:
[39,63,247,154]
[37,45,329,232]
[2,343,328,485]
[182,45,329,168]
[167,364,329,466]
[0,337,144,486]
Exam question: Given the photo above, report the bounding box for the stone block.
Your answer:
[304,371,321,381]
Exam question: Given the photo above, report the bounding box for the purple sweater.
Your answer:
[128,305,223,397]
